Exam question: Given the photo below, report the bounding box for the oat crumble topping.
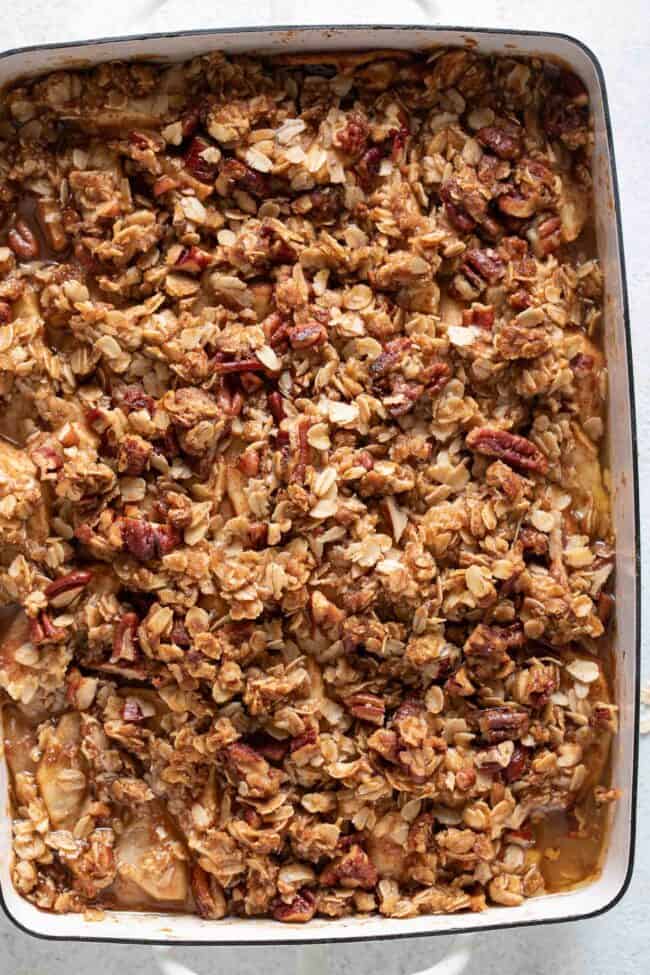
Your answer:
[0,47,617,922]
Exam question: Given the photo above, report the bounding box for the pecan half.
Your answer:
[45,570,92,607]
[466,427,548,474]
[8,219,40,260]
[475,707,530,744]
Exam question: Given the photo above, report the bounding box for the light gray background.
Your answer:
[0,2,648,973]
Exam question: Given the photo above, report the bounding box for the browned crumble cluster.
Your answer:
[0,47,618,923]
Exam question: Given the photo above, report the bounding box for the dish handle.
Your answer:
[154,935,472,975]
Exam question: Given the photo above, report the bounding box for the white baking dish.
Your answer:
[0,24,639,945]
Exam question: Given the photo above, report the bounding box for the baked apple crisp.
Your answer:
[0,48,618,922]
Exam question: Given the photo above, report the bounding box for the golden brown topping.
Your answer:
[0,45,615,928]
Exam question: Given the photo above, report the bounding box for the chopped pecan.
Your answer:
[320,844,378,890]
[248,522,268,549]
[542,94,589,148]
[290,726,318,754]
[466,427,548,475]
[171,618,191,647]
[386,378,424,416]
[30,611,65,644]
[273,889,316,923]
[440,179,479,232]
[288,322,327,349]
[121,699,144,722]
[117,435,152,476]
[129,129,165,153]
[247,733,288,764]
[356,146,385,184]
[238,448,260,477]
[268,391,285,424]
[393,698,425,723]
[370,337,411,379]
[334,111,370,157]
[463,305,495,329]
[184,136,219,183]
[219,157,271,198]
[390,124,410,160]
[111,612,139,662]
[519,526,549,557]
[191,864,227,919]
[118,386,155,415]
[476,125,522,160]
[175,245,213,273]
[509,289,532,311]
[30,440,64,474]
[292,186,343,223]
[503,745,530,783]
[291,419,311,483]
[463,248,505,284]
[424,360,452,393]
[121,519,179,561]
[345,692,385,726]
[464,622,522,680]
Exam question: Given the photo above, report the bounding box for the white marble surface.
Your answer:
[0,2,648,972]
